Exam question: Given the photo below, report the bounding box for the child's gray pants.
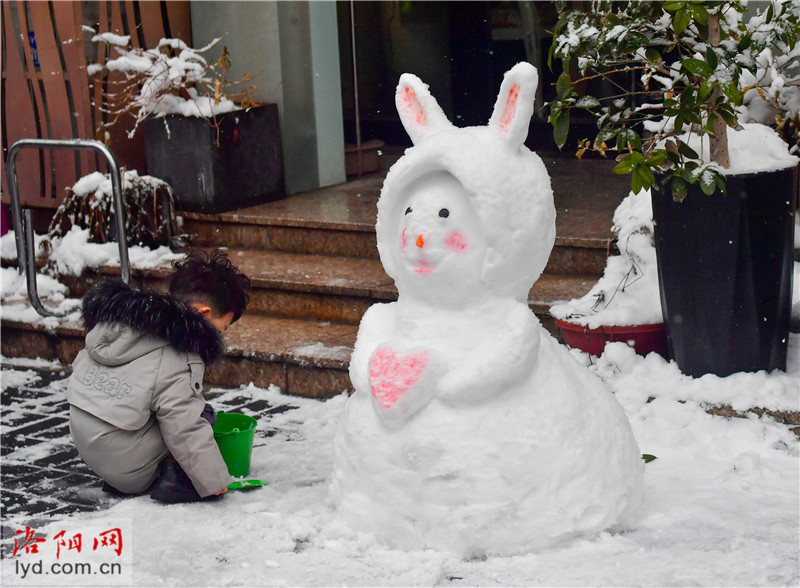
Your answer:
[69,405,170,494]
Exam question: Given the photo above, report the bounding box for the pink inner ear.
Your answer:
[400,86,427,127]
[498,83,520,133]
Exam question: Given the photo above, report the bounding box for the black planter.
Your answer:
[651,165,797,377]
[143,104,285,213]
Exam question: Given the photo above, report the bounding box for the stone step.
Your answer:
[0,311,355,398]
[54,248,597,329]
[1,154,626,399]
[180,155,627,277]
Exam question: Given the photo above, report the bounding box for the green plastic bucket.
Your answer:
[212,412,257,478]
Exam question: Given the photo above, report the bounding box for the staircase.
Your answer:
[1,153,630,399]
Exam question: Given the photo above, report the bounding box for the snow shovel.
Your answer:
[227,479,269,492]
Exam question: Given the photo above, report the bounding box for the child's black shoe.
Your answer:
[101,481,140,498]
[149,458,205,503]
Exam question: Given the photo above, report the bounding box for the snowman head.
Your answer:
[377,62,556,304]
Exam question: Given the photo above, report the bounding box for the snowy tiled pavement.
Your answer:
[0,357,297,558]
[1,344,798,585]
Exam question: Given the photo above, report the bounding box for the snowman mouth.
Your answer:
[413,258,434,274]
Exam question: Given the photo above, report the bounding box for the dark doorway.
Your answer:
[337,1,562,152]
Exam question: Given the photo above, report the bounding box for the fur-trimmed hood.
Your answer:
[82,280,223,365]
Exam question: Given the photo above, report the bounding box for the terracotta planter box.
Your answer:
[555,319,668,358]
[143,104,285,213]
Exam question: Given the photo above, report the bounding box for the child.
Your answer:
[66,249,251,503]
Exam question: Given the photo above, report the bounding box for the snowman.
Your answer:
[331,63,644,556]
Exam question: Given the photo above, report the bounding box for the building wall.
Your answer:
[190,1,345,194]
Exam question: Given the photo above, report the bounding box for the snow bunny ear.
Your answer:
[488,62,538,148]
[396,73,454,145]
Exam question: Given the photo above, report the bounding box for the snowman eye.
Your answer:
[439,208,450,218]
[405,207,412,215]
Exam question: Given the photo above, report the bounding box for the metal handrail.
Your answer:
[6,139,130,317]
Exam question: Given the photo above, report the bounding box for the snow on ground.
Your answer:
[0,229,182,328]
[2,337,798,587]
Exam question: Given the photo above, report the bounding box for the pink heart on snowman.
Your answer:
[369,346,429,408]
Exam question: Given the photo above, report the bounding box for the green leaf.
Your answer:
[677,141,699,159]
[645,48,661,63]
[556,73,574,99]
[671,177,688,202]
[682,58,713,78]
[663,1,685,13]
[613,155,636,175]
[718,107,737,126]
[699,170,717,195]
[680,86,695,108]
[552,110,570,149]
[698,79,715,102]
[596,128,618,145]
[629,150,645,164]
[673,9,691,35]
[721,81,742,105]
[713,172,727,195]
[631,168,644,194]
[690,3,709,25]
[737,36,752,52]
[674,113,685,134]
[642,454,658,463]
[706,47,718,71]
[639,163,655,189]
[646,151,667,166]
[618,128,642,151]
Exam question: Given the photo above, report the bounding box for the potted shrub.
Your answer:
[90,34,285,213]
[547,0,799,377]
[551,188,668,358]
[47,169,180,249]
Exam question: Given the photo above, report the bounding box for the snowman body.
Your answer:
[331,63,644,556]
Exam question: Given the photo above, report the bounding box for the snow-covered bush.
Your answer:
[47,170,180,249]
[550,189,662,328]
[89,33,259,140]
[547,0,800,200]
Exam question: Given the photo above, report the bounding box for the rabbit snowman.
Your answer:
[331,63,644,556]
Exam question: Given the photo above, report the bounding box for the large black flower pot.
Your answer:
[651,165,797,377]
[143,104,285,213]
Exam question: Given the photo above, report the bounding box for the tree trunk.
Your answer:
[708,12,730,168]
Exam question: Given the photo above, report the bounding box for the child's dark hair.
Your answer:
[169,249,251,323]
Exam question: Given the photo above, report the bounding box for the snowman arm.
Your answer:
[438,305,539,403]
[349,303,397,394]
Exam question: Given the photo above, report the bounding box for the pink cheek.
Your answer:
[445,230,468,253]
[400,228,408,252]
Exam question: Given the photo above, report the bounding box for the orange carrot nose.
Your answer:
[416,235,424,248]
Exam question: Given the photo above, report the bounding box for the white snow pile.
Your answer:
[676,122,799,175]
[0,229,182,328]
[90,33,238,133]
[2,340,798,586]
[333,63,643,557]
[0,266,80,328]
[551,188,663,328]
[68,168,170,203]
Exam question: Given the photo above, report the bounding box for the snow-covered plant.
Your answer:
[547,0,800,201]
[47,170,180,250]
[550,189,662,328]
[89,33,259,140]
